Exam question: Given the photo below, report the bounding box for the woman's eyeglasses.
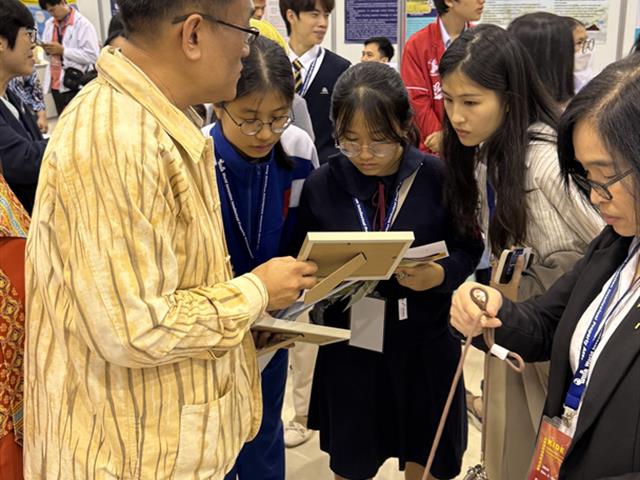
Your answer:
[222,105,293,136]
[336,141,398,158]
[172,13,260,45]
[571,168,633,201]
[576,37,595,54]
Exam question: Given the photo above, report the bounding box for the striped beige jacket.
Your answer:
[24,47,267,479]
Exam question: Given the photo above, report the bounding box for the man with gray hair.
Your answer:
[24,0,317,478]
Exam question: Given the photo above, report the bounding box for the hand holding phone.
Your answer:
[494,247,534,285]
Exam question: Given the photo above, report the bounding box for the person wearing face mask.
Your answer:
[293,61,483,480]
[565,17,595,93]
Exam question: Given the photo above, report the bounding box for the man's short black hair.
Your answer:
[279,0,335,36]
[0,0,35,49]
[38,0,64,9]
[433,0,449,16]
[364,36,394,60]
[116,0,234,35]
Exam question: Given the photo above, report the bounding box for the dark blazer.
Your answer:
[302,49,350,164]
[0,89,47,213]
[294,147,483,349]
[492,227,640,479]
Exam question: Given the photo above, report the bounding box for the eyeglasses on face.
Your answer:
[336,141,398,158]
[577,37,595,54]
[222,105,293,136]
[171,13,260,45]
[571,168,633,201]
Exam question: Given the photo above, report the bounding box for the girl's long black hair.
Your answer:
[440,24,559,255]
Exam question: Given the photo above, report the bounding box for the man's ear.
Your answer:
[286,9,297,25]
[180,14,205,61]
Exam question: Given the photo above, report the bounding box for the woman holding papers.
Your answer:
[450,53,640,480]
[439,25,604,480]
[293,62,483,480]
[203,37,318,480]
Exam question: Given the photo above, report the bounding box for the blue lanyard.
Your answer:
[563,241,640,418]
[299,48,322,97]
[217,159,270,260]
[352,183,401,232]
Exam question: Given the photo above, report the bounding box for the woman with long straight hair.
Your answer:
[450,52,640,480]
[508,12,576,107]
[440,24,603,480]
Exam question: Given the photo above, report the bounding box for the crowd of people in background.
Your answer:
[1,0,640,479]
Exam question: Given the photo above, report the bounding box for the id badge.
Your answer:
[349,295,386,353]
[527,416,573,480]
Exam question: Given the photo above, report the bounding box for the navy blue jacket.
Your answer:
[294,147,483,349]
[0,89,47,213]
[302,49,350,164]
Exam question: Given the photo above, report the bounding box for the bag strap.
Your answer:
[388,164,420,228]
[421,287,525,479]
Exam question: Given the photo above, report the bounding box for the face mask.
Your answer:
[575,51,592,72]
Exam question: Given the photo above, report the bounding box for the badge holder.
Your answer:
[422,287,526,480]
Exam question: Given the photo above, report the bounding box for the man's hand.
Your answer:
[37,110,49,134]
[395,261,445,292]
[252,257,317,310]
[251,330,297,350]
[424,130,444,153]
[43,42,64,56]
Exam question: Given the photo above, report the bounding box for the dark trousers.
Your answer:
[51,89,78,115]
[224,349,288,480]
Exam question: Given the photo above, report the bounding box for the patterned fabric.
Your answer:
[25,47,269,479]
[292,58,303,93]
[0,176,29,238]
[0,268,25,444]
[8,72,46,113]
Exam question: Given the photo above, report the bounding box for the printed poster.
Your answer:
[406,0,438,41]
[481,0,609,43]
[345,0,398,43]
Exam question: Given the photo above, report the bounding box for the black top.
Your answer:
[302,49,350,164]
[0,89,47,213]
[488,227,640,479]
[293,146,483,350]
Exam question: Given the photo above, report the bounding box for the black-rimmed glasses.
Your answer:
[222,105,293,136]
[577,37,595,54]
[571,168,633,201]
[172,13,260,45]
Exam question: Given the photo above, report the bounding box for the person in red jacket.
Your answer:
[401,0,484,154]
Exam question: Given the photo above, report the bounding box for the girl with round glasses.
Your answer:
[293,61,483,480]
[203,36,318,480]
[450,52,640,480]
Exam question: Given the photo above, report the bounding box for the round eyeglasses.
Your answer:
[222,105,293,136]
[336,141,398,158]
[571,168,633,201]
[576,37,595,54]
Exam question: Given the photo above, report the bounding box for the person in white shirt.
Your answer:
[450,53,640,480]
[39,0,99,113]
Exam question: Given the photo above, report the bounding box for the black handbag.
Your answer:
[62,66,84,91]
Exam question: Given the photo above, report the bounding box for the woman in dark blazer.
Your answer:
[293,62,482,480]
[451,54,640,479]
